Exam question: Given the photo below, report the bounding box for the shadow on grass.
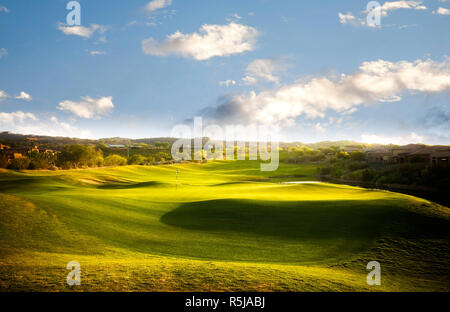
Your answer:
[161,199,450,242]
[97,181,168,189]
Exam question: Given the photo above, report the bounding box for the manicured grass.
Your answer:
[0,161,449,291]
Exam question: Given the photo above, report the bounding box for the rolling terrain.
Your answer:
[0,161,449,291]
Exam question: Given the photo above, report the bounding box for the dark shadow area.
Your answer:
[161,199,450,242]
[97,181,167,189]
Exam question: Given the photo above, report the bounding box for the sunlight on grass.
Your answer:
[0,161,449,291]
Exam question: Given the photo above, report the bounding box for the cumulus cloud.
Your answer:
[145,0,172,12]
[219,80,236,87]
[339,12,359,24]
[90,50,106,55]
[57,23,108,38]
[0,48,7,59]
[0,90,9,100]
[0,113,91,138]
[340,1,427,28]
[378,1,427,16]
[142,22,258,60]
[314,123,326,134]
[0,111,37,125]
[15,91,32,101]
[200,58,450,126]
[338,12,368,27]
[361,132,424,144]
[57,96,114,119]
[242,58,288,85]
[434,7,450,15]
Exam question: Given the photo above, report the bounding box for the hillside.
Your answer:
[0,161,449,291]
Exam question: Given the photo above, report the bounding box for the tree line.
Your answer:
[0,144,173,170]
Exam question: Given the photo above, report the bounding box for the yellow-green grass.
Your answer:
[0,161,449,291]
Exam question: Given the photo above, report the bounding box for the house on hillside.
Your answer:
[107,144,126,148]
[431,148,450,167]
[391,144,424,163]
[366,144,450,167]
[366,150,392,163]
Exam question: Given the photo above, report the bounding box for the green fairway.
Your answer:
[0,161,449,291]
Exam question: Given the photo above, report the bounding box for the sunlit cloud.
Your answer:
[145,0,172,12]
[15,91,32,101]
[142,22,258,60]
[58,96,114,119]
[361,132,424,144]
[199,58,450,127]
[57,23,108,38]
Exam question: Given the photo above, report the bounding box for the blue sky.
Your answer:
[0,0,449,144]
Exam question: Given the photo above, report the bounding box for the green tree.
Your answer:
[57,144,103,168]
[350,151,366,161]
[128,154,147,165]
[104,154,127,166]
[8,157,31,170]
[0,154,8,168]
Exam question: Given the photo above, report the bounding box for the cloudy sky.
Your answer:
[0,0,449,144]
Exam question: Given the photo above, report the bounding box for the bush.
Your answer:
[0,154,8,168]
[104,154,127,166]
[57,144,103,168]
[128,154,148,165]
[8,157,31,170]
[350,151,366,161]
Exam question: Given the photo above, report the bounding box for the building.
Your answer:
[431,149,450,167]
[391,144,424,163]
[366,144,450,167]
[366,150,392,163]
[107,144,126,148]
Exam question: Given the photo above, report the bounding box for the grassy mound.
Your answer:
[0,161,449,291]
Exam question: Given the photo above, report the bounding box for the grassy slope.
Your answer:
[0,161,449,291]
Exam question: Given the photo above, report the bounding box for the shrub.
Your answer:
[128,154,147,165]
[104,154,127,166]
[8,157,31,170]
[350,151,366,161]
[0,154,8,168]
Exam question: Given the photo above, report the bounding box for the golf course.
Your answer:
[0,160,449,291]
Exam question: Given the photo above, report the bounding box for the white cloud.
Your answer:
[361,132,424,144]
[145,0,172,12]
[378,1,427,16]
[338,12,368,27]
[242,58,287,85]
[434,7,450,15]
[0,111,37,125]
[0,90,9,100]
[314,123,326,134]
[90,50,106,55]
[339,12,357,24]
[49,116,91,137]
[142,22,258,60]
[201,58,450,126]
[219,80,236,87]
[0,48,7,59]
[58,96,114,119]
[57,23,108,38]
[0,113,91,138]
[0,5,9,13]
[15,91,32,101]
[226,13,242,22]
[340,1,427,28]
